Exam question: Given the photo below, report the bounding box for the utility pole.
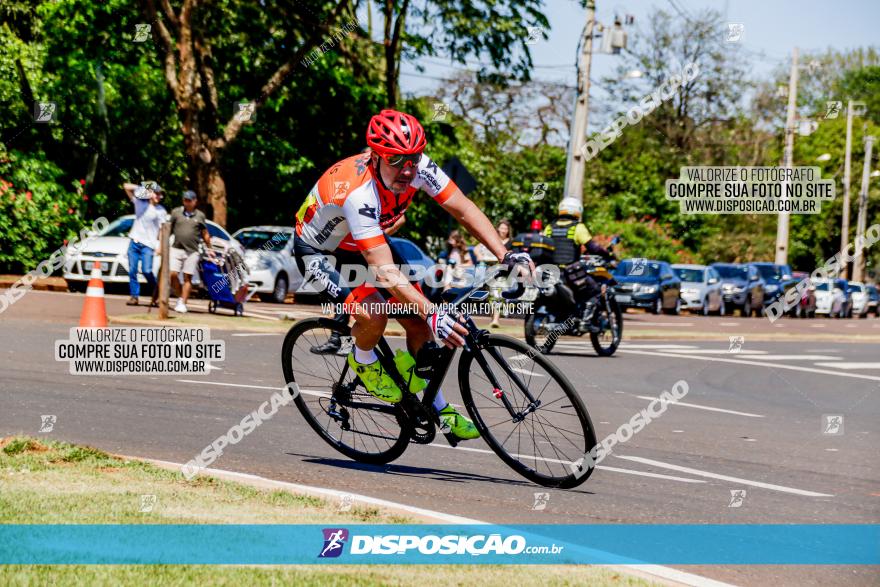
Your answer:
[839,100,855,278]
[775,47,798,265]
[562,0,596,207]
[852,135,874,282]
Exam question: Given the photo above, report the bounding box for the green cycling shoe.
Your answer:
[393,349,427,393]
[438,403,480,440]
[348,353,403,403]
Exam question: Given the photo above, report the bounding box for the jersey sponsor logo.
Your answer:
[359,203,379,220]
[305,258,342,298]
[333,181,350,198]
[313,216,345,245]
[425,160,439,175]
[418,169,442,193]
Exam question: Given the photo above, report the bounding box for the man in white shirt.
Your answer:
[123,181,168,306]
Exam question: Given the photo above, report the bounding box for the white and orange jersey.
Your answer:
[295,152,458,252]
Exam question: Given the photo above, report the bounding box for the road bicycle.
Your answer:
[281,272,598,488]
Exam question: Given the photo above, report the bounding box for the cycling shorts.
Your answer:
[293,235,423,312]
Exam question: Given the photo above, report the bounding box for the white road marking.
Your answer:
[814,362,880,370]
[669,349,766,355]
[618,344,698,349]
[810,323,826,328]
[806,349,840,353]
[616,455,833,497]
[510,367,545,378]
[747,355,841,361]
[635,396,764,418]
[630,322,694,327]
[719,322,739,326]
[825,448,839,452]
[743,438,757,442]
[617,349,880,382]
[427,443,706,484]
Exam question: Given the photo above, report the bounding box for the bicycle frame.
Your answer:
[327,274,542,446]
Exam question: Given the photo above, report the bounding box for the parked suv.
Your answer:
[671,264,725,315]
[613,259,682,314]
[710,263,765,317]
[752,262,793,311]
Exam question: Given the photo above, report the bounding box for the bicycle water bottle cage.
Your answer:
[415,342,443,379]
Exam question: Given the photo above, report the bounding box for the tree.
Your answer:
[373,0,549,107]
[140,0,352,226]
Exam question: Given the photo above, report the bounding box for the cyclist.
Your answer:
[543,199,613,328]
[294,109,533,441]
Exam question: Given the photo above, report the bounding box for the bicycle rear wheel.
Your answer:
[281,317,410,464]
[458,334,597,488]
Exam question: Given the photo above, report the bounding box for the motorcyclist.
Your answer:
[510,219,556,266]
[543,199,614,329]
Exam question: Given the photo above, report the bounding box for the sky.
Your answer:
[395,0,880,132]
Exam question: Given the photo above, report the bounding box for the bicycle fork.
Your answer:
[470,345,541,423]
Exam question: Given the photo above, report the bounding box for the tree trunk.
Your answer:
[197,161,227,227]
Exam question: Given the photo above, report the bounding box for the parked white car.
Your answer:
[63,214,242,291]
[231,226,304,303]
[813,278,846,317]
[849,282,870,318]
[671,264,725,315]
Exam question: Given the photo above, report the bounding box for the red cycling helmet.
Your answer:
[366,109,426,158]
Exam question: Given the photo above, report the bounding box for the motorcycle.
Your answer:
[524,236,622,356]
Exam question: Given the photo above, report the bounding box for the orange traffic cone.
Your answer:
[79,262,108,327]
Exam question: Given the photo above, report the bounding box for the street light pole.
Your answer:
[563,0,596,207]
[852,135,875,282]
[775,47,798,265]
[840,100,855,278]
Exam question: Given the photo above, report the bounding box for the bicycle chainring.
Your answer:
[400,394,436,444]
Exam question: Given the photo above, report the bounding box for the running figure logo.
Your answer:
[39,415,56,433]
[728,336,744,354]
[822,415,843,435]
[629,258,646,276]
[319,528,349,558]
[532,492,550,510]
[728,489,746,508]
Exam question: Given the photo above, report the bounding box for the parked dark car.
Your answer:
[710,263,766,317]
[752,262,793,309]
[866,284,880,317]
[613,259,682,314]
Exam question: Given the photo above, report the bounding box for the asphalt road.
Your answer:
[1,290,878,586]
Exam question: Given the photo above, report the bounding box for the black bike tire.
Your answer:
[281,317,411,465]
[590,296,623,357]
[524,313,558,354]
[458,334,598,488]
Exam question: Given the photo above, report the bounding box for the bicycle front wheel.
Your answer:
[281,317,411,464]
[458,334,597,488]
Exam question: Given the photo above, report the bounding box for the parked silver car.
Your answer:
[672,264,725,315]
[231,226,303,303]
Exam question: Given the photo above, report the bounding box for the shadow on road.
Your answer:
[284,452,595,494]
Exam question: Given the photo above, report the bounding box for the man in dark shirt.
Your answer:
[168,190,214,313]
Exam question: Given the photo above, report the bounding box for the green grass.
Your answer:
[0,437,658,586]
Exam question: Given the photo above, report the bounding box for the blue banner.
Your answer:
[1,525,877,565]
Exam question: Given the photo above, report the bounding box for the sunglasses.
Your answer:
[383,153,421,169]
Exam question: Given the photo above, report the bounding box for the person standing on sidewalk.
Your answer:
[123,181,167,306]
[168,190,214,313]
